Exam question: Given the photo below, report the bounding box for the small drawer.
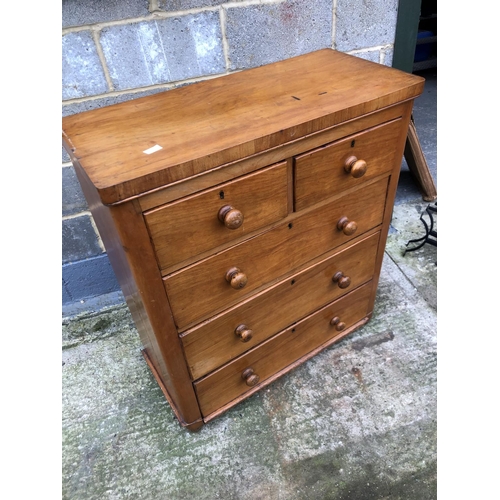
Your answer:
[165,177,388,331]
[144,162,288,272]
[182,232,380,380]
[294,118,402,210]
[194,281,373,417]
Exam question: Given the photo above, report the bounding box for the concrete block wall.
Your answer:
[62,0,398,309]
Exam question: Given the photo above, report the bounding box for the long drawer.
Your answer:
[182,231,380,379]
[164,177,388,330]
[145,162,289,272]
[194,281,373,417]
[294,118,402,210]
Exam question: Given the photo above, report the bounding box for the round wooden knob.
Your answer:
[242,368,260,387]
[337,216,357,236]
[330,316,346,331]
[235,324,253,342]
[344,156,367,178]
[332,271,351,289]
[225,267,248,289]
[218,205,244,229]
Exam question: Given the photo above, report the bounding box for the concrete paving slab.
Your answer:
[62,199,437,500]
[386,201,437,311]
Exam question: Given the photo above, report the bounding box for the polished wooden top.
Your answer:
[62,49,424,205]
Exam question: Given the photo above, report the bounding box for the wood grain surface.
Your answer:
[145,162,288,272]
[61,49,424,430]
[182,232,380,380]
[165,177,389,331]
[294,117,403,210]
[136,102,407,211]
[62,49,424,204]
[194,282,373,417]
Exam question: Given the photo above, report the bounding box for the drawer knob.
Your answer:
[225,267,248,289]
[330,316,346,331]
[235,324,253,342]
[242,368,260,387]
[344,155,367,178]
[332,271,351,289]
[337,216,357,235]
[218,205,244,230]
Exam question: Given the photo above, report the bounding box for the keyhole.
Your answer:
[351,140,355,148]
[219,190,225,199]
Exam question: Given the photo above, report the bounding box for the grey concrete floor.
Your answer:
[62,70,437,500]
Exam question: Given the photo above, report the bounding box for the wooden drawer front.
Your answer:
[294,118,402,211]
[194,281,373,417]
[144,162,288,272]
[182,232,380,380]
[165,177,388,331]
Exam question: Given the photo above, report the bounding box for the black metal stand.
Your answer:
[404,203,437,255]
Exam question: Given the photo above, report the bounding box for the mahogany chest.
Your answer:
[62,49,424,431]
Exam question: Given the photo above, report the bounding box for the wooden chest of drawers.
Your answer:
[62,49,424,431]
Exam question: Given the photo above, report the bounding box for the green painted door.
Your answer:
[392,0,422,73]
